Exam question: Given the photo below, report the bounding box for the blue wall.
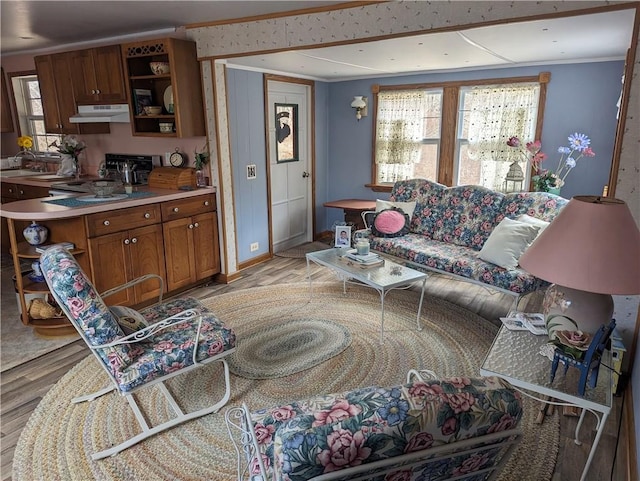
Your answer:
[227,69,270,262]
[324,61,624,229]
[227,61,624,254]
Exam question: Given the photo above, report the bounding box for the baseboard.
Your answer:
[624,386,638,481]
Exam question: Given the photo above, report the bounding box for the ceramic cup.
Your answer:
[159,122,173,133]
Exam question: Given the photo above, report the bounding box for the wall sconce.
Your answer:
[350,96,368,121]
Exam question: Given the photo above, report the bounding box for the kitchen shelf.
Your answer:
[121,37,205,138]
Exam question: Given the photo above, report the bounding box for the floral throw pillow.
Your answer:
[371,207,411,238]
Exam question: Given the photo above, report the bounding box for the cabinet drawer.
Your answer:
[1,182,19,199]
[161,194,215,221]
[86,204,161,237]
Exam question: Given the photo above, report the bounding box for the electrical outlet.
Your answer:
[250,242,259,252]
[247,164,257,179]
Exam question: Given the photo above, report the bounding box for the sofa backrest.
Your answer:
[430,185,505,249]
[387,180,567,250]
[500,191,569,222]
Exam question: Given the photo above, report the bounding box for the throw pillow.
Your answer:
[376,199,417,217]
[110,306,149,336]
[479,217,540,269]
[517,214,550,239]
[371,207,411,238]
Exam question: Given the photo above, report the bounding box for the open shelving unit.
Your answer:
[121,38,205,138]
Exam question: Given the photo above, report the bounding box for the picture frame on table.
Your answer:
[275,103,299,163]
[335,225,352,247]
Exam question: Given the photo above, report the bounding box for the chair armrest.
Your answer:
[100,274,164,304]
[94,308,203,350]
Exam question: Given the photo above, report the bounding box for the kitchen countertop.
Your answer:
[0,172,101,187]
[0,185,216,220]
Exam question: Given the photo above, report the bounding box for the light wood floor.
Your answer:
[0,254,627,481]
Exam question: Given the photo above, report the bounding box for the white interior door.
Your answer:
[267,81,312,252]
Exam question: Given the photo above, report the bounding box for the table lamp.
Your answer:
[518,195,640,339]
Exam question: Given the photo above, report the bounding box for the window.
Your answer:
[12,75,61,152]
[371,73,549,192]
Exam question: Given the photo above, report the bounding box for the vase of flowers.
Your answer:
[194,144,210,187]
[507,132,595,194]
[50,135,86,179]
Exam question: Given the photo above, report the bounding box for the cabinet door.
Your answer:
[129,224,166,303]
[70,46,126,104]
[1,67,14,133]
[192,212,220,280]
[88,231,133,306]
[49,53,80,134]
[163,217,196,291]
[92,45,127,103]
[35,55,64,133]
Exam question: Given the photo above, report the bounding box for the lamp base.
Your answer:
[543,284,613,340]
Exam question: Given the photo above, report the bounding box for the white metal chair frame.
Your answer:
[46,272,235,460]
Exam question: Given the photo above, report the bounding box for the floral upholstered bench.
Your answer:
[225,370,523,480]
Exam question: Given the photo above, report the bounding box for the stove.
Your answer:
[104,153,162,185]
[48,153,162,195]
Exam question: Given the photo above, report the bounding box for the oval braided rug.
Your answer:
[13,282,559,481]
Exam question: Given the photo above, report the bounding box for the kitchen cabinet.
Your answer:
[1,67,14,133]
[69,45,127,104]
[34,53,109,135]
[87,204,165,306]
[162,194,219,291]
[121,38,205,137]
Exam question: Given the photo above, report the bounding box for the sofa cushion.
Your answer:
[113,300,235,393]
[430,186,505,250]
[479,217,540,269]
[370,234,547,293]
[371,208,411,238]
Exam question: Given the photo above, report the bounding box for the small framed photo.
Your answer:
[335,225,352,247]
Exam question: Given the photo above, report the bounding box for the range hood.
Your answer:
[69,104,130,123]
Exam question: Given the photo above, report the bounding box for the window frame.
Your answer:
[367,72,550,192]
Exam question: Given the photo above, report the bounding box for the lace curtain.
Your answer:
[465,84,540,163]
[375,90,429,166]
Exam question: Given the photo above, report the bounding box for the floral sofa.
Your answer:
[225,370,523,480]
[358,179,568,305]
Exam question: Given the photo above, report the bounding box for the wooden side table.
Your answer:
[323,199,376,230]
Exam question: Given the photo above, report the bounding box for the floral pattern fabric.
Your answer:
[41,246,236,394]
[356,181,567,294]
[247,376,522,481]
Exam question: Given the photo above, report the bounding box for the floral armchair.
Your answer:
[226,370,523,481]
[40,245,236,460]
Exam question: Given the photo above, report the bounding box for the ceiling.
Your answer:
[0,2,634,81]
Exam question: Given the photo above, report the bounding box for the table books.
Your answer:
[500,311,547,336]
[345,252,382,265]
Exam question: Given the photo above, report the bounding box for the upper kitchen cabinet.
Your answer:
[121,38,205,138]
[1,67,14,133]
[69,45,127,104]
[34,53,109,135]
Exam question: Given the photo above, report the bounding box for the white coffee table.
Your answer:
[305,248,427,342]
[481,326,612,481]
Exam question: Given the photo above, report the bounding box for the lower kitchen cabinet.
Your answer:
[163,211,219,292]
[88,224,165,306]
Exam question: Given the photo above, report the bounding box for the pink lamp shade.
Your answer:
[519,196,640,337]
